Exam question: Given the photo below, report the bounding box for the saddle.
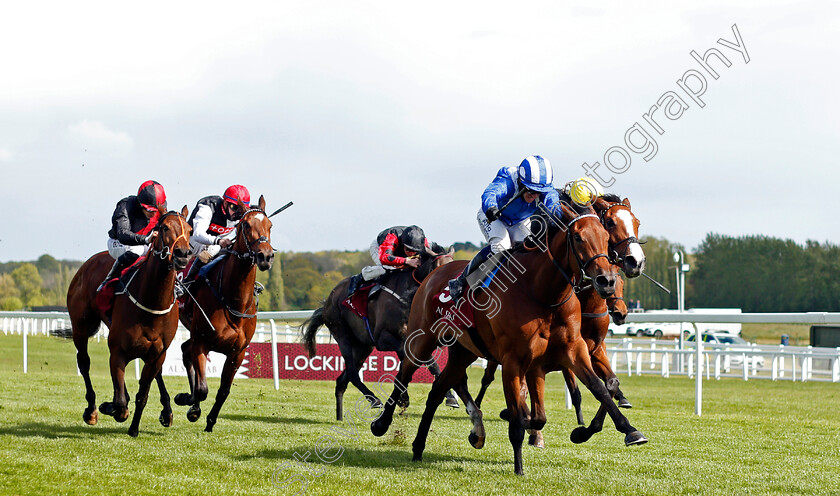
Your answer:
[95,257,145,318]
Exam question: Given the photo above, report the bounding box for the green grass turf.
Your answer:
[1,334,839,496]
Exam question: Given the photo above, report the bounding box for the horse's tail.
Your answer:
[50,327,74,339]
[301,305,325,358]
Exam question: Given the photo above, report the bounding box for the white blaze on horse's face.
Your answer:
[253,213,265,222]
[615,209,645,268]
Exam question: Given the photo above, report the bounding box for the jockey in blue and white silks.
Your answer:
[448,155,561,300]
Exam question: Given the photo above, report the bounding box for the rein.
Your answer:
[597,200,644,264]
[119,211,188,315]
[204,208,271,319]
[227,207,272,264]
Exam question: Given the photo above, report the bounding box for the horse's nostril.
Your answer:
[595,275,613,288]
[625,256,637,268]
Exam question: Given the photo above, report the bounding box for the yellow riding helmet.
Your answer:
[568,176,604,205]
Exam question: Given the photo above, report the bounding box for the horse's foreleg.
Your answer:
[591,343,630,408]
[337,336,380,409]
[204,350,246,433]
[500,361,528,476]
[562,368,585,426]
[187,350,208,423]
[427,354,459,409]
[155,372,173,427]
[525,370,546,449]
[567,341,646,446]
[370,329,436,438]
[412,344,476,463]
[474,361,498,409]
[127,353,164,437]
[102,352,130,422]
[174,339,196,406]
[73,330,98,425]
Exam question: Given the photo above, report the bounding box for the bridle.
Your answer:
[411,252,452,285]
[227,208,273,264]
[597,200,644,265]
[120,211,189,315]
[538,212,610,307]
[150,211,190,270]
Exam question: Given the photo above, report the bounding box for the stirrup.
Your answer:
[448,275,466,300]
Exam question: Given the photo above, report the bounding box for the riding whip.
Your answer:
[268,201,294,218]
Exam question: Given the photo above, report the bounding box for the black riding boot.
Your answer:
[347,274,362,296]
[186,259,206,282]
[448,246,492,301]
[97,252,139,292]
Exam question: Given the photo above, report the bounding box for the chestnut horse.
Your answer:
[174,195,274,432]
[474,193,644,436]
[371,204,646,475]
[301,246,454,420]
[66,206,191,437]
[474,274,629,447]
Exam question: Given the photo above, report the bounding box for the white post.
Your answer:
[270,319,280,391]
[22,319,28,374]
[135,359,140,380]
[695,332,702,416]
[564,382,572,409]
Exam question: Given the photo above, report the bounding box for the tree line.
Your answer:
[1,233,837,312]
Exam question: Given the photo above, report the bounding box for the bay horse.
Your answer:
[65,206,191,437]
[473,273,629,447]
[174,195,274,432]
[301,246,454,421]
[474,194,644,434]
[371,204,646,475]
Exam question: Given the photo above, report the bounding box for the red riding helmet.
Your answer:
[223,185,250,207]
[137,180,167,211]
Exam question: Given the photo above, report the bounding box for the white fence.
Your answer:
[3,310,839,416]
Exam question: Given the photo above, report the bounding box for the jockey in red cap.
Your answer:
[97,180,167,292]
[184,184,251,280]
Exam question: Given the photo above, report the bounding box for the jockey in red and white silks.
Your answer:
[185,185,250,279]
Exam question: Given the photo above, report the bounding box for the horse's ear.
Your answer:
[447,246,455,256]
[237,197,247,210]
[593,197,609,212]
[258,195,266,211]
[560,202,576,221]
[157,204,167,215]
[622,197,632,209]
[181,205,189,218]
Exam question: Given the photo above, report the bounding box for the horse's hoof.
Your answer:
[83,409,98,425]
[367,396,383,409]
[174,393,192,406]
[99,402,114,417]
[445,395,460,409]
[370,419,389,437]
[528,432,545,449]
[205,418,216,433]
[625,430,648,446]
[115,410,130,423]
[499,408,510,421]
[570,426,593,444]
[187,406,201,422]
[159,412,173,428]
[396,393,409,409]
[128,427,139,438]
[411,453,423,463]
[618,398,632,409]
[468,431,485,449]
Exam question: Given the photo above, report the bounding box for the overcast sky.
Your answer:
[1,0,838,262]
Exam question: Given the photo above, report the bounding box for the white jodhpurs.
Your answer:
[477,208,532,254]
[106,237,149,259]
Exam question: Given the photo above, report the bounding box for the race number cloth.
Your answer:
[340,284,378,320]
[432,285,476,330]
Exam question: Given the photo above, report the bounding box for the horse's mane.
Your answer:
[556,190,595,216]
[601,193,622,203]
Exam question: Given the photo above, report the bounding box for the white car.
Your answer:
[687,332,765,368]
